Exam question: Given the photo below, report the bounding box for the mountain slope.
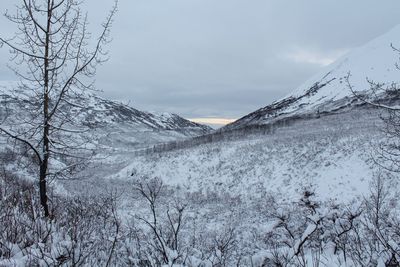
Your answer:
[83,95,213,151]
[223,25,400,131]
[82,95,211,133]
[0,85,212,152]
[112,108,384,202]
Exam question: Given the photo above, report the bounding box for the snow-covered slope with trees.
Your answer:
[0,86,212,152]
[223,25,400,131]
[76,94,213,150]
[112,108,384,202]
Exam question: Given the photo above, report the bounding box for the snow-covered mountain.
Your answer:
[81,96,211,133]
[223,25,400,131]
[83,95,214,152]
[0,86,212,152]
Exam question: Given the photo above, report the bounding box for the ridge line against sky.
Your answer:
[0,0,400,125]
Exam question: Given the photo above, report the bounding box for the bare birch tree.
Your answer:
[0,0,117,217]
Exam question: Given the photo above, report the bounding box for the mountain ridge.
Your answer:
[0,85,213,154]
[222,25,400,131]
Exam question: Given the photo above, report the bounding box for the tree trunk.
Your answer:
[39,160,49,217]
[39,0,52,218]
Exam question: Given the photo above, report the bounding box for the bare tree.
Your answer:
[345,45,400,172]
[134,177,188,266]
[0,0,117,217]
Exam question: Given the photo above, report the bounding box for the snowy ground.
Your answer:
[2,103,400,266]
[45,106,400,266]
[100,107,387,203]
[2,81,400,265]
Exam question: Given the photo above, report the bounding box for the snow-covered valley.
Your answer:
[51,104,398,267]
[111,107,382,202]
[2,15,400,267]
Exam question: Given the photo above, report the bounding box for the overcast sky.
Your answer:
[1,0,400,123]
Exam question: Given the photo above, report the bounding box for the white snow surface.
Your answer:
[288,25,400,107]
[111,108,385,203]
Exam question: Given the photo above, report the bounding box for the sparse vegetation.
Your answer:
[1,1,400,266]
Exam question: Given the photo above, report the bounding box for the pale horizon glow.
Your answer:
[189,118,237,126]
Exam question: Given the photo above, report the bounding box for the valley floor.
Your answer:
[2,107,400,266]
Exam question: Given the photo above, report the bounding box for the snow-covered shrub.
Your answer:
[0,171,123,266]
[345,175,400,266]
[131,177,190,266]
[1,169,400,266]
